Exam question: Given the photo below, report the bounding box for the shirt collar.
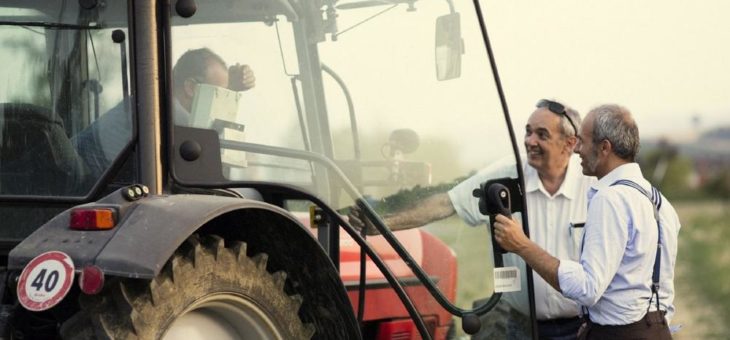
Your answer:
[524,154,583,199]
[591,162,647,193]
[559,155,584,200]
[524,160,541,193]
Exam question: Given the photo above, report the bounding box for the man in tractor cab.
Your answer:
[494,104,679,339]
[73,48,255,178]
[349,99,595,339]
[171,47,255,125]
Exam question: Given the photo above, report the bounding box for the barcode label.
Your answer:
[494,267,521,293]
[495,270,517,279]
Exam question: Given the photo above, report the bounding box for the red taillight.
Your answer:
[79,265,105,295]
[69,208,117,230]
[376,319,416,340]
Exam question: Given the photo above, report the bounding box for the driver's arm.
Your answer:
[348,193,455,235]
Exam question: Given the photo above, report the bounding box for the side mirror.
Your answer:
[389,128,420,156]
[435,13,463,81]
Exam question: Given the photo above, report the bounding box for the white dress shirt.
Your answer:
[449,154,596,319]
[558,163,681,325]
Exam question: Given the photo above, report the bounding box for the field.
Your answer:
[671,200,730,339]
[421,200,730,338]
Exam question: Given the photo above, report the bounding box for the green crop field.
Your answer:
[671,200,730,339]
[424,216,495,304]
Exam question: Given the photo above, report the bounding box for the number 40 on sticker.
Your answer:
[31,269,61,293]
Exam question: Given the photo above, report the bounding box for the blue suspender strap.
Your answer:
[651,186,663,210]
[610,180,663,313]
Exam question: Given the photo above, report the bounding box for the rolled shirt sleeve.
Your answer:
[447,156,518,227]
[447,173,487,226]
[557,191,630,307]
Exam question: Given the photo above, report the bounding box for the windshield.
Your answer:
[0,1,131,197]
[169,0,535,337]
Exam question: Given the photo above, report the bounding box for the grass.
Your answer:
[424,216,495,308]
[672,200,730,339]
[423,216,511,338]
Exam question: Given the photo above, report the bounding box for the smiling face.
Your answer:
[524,108,574,174]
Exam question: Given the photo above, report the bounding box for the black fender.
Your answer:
[9,187,360,338]
[10,192,308,278]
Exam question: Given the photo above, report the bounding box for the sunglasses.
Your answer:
[536,99,578,135]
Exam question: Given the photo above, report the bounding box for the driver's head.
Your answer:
[172,48,229,111]
[524,99,581,174]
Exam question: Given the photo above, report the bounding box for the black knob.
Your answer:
[175,0,197,18]
[111,30,126,43]
[79,0,98,10]
[179,140,202,161]
[461,313,482,334]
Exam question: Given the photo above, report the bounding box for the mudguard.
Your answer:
[8,188,318,279]
[9,187,362,338]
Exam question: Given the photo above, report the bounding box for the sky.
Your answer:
[480,0,730,139]
[163,0,730,174]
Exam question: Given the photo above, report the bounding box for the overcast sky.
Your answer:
[481,0,730,139]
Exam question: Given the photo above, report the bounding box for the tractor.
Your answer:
[0,0,539,338]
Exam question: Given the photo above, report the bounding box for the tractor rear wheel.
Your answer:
[61,234,315,339]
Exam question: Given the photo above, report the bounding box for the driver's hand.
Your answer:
[228,64,256,91]
[347,205,380,236]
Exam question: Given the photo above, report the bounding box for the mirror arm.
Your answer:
[446,0,455,13]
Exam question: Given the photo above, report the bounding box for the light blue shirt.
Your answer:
[558,163,681,325]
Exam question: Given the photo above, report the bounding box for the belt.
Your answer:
[585,311,671,340]
[590,311,666,328]
[537,316,583,326]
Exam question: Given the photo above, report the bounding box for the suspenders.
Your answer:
[610,179,663,314]
[578,179,670,336]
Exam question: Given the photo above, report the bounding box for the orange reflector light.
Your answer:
[70,208,117,230]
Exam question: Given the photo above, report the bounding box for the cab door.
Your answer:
[313,0,538,337]
[165,0,538,338]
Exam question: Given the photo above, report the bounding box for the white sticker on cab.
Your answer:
[494,266,521,293]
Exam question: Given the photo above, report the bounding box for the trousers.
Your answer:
[579,311,671,340]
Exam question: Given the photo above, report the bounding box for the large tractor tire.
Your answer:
[60,234,315,339]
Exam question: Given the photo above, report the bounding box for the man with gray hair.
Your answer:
[350,99,595,339]
[494,104,680,339]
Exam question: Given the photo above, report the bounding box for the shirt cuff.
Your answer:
[558,260,583,300]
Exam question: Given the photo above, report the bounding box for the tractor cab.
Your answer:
[0,0,539,338]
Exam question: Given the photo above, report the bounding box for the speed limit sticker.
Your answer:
[17,251,75,312]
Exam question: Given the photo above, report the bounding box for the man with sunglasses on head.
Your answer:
[349,99,596,339]
[493,104,679,339]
